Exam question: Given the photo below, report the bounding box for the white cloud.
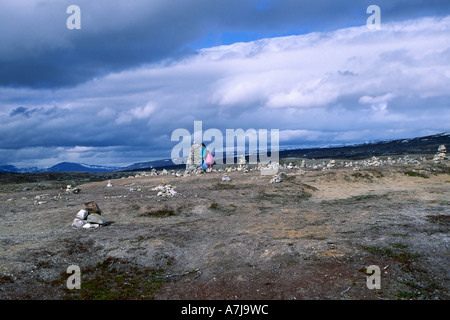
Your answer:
[359,93,395,105]
[1,15,450,166]
[115,102,157,124]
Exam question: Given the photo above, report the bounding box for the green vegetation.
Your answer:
[392,233,411,238]
[404,171,429,178]
[361,243,420,271]
[360,243,446,299]
[62,257,164,300]
[210,202,219,210]
[351,170,384,181]
[212,182,236,190]
[426,214,450,224]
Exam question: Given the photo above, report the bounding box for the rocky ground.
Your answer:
[0,155,449,300]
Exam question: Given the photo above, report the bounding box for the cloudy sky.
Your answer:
[1,0,449,168]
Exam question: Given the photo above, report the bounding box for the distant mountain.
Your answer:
[119,159,184,172]
[119,132,450,171]
[0,165,18,173]
[0,162,120,173]
[0,132,448,173]
[279,132,450,160]
[44,162,121,173]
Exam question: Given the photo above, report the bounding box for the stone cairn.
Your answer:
[270,172,286,183]
[237,155,249,172]
[259,161,279,176]
[433,145,447,164]
[71,201,108,229]
[66,184,80,194]
[152,180,178,197]
[186,141,202,172]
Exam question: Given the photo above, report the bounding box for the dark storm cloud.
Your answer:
[0,1,449,167]
[9,106,30,117]
[9,106,48,118]
[0,0,448,88]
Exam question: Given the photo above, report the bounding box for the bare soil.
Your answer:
[0,158,449,300]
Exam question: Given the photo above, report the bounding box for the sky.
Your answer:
[0,0,449,168]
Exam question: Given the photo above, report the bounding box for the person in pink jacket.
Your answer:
[206,148,214,172]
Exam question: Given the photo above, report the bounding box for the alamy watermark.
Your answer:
[366,265,381,289]
[66,5,81,30]
[66,265,81,289]
[367,5,381,30]
[66,5,380,31]
[171,121,279,174]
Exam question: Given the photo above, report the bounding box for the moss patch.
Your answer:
[61,257,164,300]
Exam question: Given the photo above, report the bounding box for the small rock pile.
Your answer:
[270,172,287,183]
[66,185,80,194]
[259,162,280,176]
[152,181,178,197]
[71,201,107,229]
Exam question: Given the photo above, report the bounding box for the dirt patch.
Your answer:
[0,159,449,300]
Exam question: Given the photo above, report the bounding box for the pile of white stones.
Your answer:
[71,201,107,229]
[152,181,178,197]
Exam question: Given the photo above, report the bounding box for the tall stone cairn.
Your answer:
[186,141,202,170]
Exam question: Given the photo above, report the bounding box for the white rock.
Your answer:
[76,209,89,220]
[82,223,99,229]
[71,218,87,228]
